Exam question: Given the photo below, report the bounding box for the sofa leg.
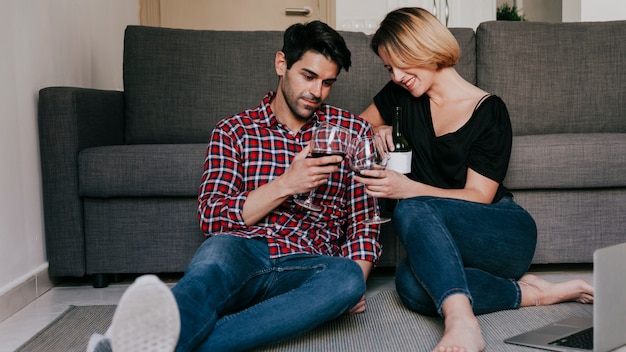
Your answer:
[92,274,109,288]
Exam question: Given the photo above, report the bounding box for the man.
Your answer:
[88,20,381,352]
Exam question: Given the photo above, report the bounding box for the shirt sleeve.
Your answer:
[338,123,383,264]
[197,123,249,236]
[467,97,513,184]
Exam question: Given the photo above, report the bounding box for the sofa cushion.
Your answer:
[513,188,626,263]
[123,25,476,144]
[476,21,626,136]
[78,144,207,197]
[84,197,205,273]
[505,133,626,190]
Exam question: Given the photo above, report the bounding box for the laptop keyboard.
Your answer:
[549,327,594,350]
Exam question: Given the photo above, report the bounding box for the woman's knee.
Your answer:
[394,198,425,224]
[394,198,426,239]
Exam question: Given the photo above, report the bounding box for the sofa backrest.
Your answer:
[476,20,626,136]
[123,26,280,144]
[123,25,475,144]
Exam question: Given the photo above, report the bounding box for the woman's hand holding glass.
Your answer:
[348,134,392,225]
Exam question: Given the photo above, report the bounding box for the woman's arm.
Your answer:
[360,103,394,150]
[363,166,498,204]
[360,103,385,127]
[401,168,498,203]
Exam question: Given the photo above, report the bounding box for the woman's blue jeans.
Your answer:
[394,196,537,317]
[171,235,365,352]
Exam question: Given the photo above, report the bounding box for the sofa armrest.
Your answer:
[38,87,125,277]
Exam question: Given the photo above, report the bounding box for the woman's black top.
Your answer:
[373,81,513,203]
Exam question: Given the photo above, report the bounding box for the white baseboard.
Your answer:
[0,264,58,323]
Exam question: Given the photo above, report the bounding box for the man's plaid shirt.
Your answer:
[198,92,382,264]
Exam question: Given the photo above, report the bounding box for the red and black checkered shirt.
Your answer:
[198,92,382,264]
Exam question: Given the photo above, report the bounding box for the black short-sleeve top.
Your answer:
[373,81,513,203]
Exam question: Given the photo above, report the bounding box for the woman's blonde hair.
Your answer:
[371,7,460,70]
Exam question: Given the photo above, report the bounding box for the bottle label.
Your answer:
[387,151,412,174]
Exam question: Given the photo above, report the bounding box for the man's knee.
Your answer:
[327,259,366,300]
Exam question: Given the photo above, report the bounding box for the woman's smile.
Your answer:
[402,76,417,90]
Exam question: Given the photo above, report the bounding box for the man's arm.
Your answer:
[241,144,344,225]
[356,260,373,282]
[239,146,308,226]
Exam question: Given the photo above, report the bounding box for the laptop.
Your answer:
[504,242,626,352]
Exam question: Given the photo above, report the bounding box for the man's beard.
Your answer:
[291,98,319,122]
[282,88,321,122]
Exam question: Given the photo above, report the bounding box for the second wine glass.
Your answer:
[348,135,392,224]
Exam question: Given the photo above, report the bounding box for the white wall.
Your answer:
[337,0,495,33]
[509,0,626,22]
[0,0,137,295]
[336,0,388,33]
[577,0,626,21]
[518,0,563,22]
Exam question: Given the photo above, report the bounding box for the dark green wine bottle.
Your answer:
[387,106,412,173]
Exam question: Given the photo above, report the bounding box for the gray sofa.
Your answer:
[38,21,626,287]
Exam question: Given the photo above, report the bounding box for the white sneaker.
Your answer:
[108,275,180,352]
[86,333,111,352]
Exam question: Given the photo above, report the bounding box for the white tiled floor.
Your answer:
[0,266,594,352]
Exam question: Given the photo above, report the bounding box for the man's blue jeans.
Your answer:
[394,196,537,317]
[171,235,365,352]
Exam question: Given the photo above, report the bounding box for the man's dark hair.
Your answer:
[282,20,351,72]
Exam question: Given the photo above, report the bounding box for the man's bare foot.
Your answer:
[433,295,485,352]
[519,274,594,306]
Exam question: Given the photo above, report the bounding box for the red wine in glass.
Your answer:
[311,151,346,166]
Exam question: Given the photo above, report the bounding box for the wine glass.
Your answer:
[348,135,392,224]
[294,122,349,211]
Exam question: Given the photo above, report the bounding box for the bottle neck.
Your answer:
[392,107,402,137]
[392,107,410,152]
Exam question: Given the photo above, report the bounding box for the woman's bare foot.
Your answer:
[433,295,485,352]
[519,274,594,307]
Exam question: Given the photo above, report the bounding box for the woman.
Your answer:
[358,8,594,352]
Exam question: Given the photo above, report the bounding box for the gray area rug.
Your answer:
[16,290,592,351]
[15,305,113,352]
